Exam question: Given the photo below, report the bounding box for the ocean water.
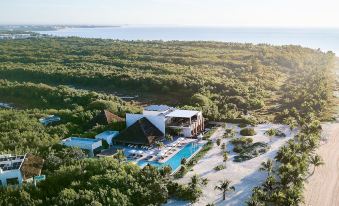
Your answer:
[38,26,339,54]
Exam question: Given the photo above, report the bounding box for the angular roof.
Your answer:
[144,105,173,112]
[114,117,164,145]
[89,110,124,126]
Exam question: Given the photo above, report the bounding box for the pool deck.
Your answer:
[158,138,196,163]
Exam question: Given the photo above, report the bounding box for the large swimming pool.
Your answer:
[137,142,204,172]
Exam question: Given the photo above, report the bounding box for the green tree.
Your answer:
[223,152,228,167]
[309,154,324,175]
[214,179,235,201]
[259,159,273,176]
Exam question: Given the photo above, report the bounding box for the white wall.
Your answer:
[143,110,162,116]
[126,113,166,134]
[0,170,23,187]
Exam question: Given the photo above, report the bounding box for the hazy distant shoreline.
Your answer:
[37,26,339,55]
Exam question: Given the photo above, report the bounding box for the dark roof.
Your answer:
[90,110,124,126]
[144,105,173,112]
[114,117,164,145]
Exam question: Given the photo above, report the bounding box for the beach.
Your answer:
[303,123,339,206]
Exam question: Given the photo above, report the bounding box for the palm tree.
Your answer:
[161,165,172,178]
[309,154,324,175]
[155,141,164,150]
[165,134,173,142]
[223,152,228,167]
[214,179,235,201]
[247,198,264,206]
[114,149,126,164]
[259,159,273,176]
[216,138,221,146]
[189,174,208,190]
[262,175,276,192]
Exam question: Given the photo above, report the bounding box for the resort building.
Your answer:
[95,131,119,146]
[0,154,44,188]
[124,105,204,139]
[0,154,26,187]
[114,117,164,146]
[61,137,102,157]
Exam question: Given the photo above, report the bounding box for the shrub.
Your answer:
[240,128,256,136]
[224,128,235,138]
[168,181,203,203]
[221,143,226,150]
[238,123,247,128]
[233,145,245,153]
[231,137,253,145]
[216,139,221,146]
[214,165,226,171]
[265,128,286,137]
[203,128,217,140]
[234,155,252,162]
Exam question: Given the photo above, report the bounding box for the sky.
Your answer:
[1,0,339,27]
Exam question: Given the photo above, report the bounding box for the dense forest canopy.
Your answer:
[0,37,335,122]
[0,37,336,205]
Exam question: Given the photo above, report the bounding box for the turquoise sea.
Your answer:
[38,26,339,55]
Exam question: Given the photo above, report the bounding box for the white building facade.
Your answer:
[126,105,204,137]
[0,154,26,187]
[61,137,102,157]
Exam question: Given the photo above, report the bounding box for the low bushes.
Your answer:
[203,127,218,140]
[214,164,226,171]
[224,128,236,138]
[264,128,286,137]
[231,137,269,162]
[248,116,323,205]
[240,128,256,136]
[167,181,202,203]
[231,137,253,145]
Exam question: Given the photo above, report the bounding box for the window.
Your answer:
[6,177,19,186]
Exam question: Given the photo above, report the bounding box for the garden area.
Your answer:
[170,123,296,206]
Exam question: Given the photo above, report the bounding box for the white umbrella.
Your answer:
[130,149,137,154]
[157,151,165,156]
[148,150,155,155]
[163,148,169,153]
[137,150,143,155]
[168,142,175,147]
[178,137,185,141]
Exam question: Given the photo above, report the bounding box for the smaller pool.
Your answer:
[137,142,204,172]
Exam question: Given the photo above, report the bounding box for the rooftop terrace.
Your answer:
[0,154,26,171]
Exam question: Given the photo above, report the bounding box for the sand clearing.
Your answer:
[167,124,296,206]
[303,122,339,206]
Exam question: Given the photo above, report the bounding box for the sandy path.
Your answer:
[303,123,339,206]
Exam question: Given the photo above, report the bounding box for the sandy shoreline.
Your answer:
[303,122,339,206]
